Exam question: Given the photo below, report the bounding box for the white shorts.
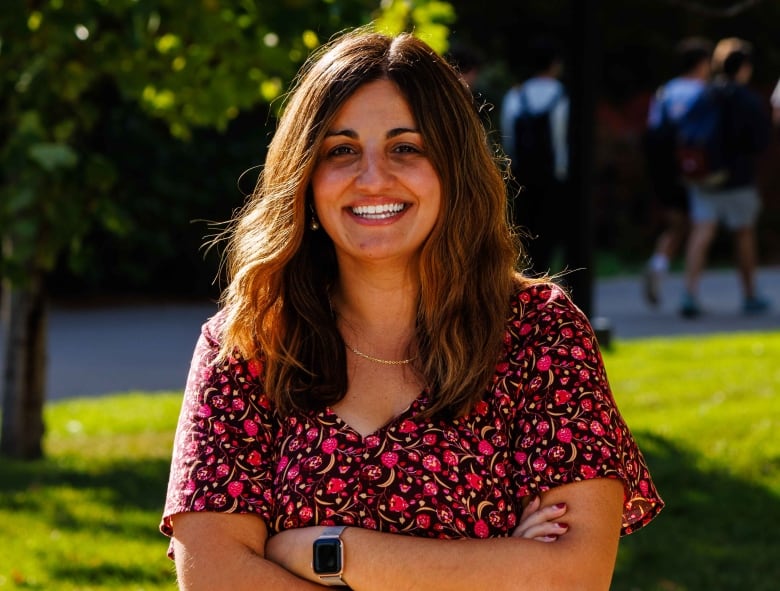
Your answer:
[688,185,761,230]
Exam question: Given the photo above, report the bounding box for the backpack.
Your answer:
[512,87,562,186]
[642,92,681,195]
[674,84,732,189]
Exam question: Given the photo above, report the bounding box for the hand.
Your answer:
[511,496,569,542]
[265,526,324,582]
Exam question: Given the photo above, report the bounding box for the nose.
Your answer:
[354,150,393,192]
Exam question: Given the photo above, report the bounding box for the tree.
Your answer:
[0,0,455,459]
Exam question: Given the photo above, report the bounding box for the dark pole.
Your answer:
[565,0,601,319]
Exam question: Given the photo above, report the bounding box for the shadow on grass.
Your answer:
[612,432,779,591]
[3,431,779,590]
[0,455,170,542]
[48,561,173,587]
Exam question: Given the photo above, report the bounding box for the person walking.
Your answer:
[679,38,772,317]
[641,37,713,306]
[500,35,570,276]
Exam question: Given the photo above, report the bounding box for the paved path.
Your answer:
[43,301,218,401]
[592,265,780,341]
[4,266,779,401]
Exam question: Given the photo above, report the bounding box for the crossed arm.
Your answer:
[170,477,624,591]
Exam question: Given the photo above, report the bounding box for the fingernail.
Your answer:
[553,503,566,510]
[556,522,569,530]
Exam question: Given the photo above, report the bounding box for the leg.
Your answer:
[680,219,717,316]
[643,190,689,307]
[683,220,717,295]
[722,185,770,313]
[514,181,557,276]
[732,225,757,299]
[732,225,771,313]
[653,207,689,263]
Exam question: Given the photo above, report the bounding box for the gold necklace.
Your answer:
[346,343,416,366]
[328,292,416,366]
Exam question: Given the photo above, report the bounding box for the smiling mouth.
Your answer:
[350,203,407,220]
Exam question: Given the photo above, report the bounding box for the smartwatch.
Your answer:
[312,526,349,586]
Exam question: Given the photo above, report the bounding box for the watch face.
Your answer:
[313,538,342,574]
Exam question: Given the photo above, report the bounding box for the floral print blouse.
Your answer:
[161,283,663,545]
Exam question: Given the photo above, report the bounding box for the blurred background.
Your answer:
[3,0,778,306]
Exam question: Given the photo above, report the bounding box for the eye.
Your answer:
[394,143,422,154]
[328,144,356,157]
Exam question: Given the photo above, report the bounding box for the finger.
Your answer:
[520,496,541,520]
[514,502,567,536]
[515,521,569,539]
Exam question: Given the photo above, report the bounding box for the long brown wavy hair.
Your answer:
[217,27,534,418]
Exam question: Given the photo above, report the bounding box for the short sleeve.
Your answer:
[160,312,277,540]
[508,284,664,535]
[771,78,780,107]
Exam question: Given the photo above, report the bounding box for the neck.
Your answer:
[334,281,417,334]
[330,266,419,359]
[332,257,419,330]
[685,63,710,82]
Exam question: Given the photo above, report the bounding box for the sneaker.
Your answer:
[642,266,662,307]
[679,293,701,318]
[743,295,771,315]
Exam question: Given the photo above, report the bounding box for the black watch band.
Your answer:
[312,525,348,586]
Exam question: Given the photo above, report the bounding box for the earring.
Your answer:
[309,203,320,230]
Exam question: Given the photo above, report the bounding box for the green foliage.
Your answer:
[0,0,455,290]
[375,0,456,53]
[0,332,778,589]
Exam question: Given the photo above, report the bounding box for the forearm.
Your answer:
[340,528,607,591]
[267,479,623,591]
[171,512,326,591]
[175,544,326,591]
[271,527,610,591]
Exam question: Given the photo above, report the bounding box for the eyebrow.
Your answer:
[324,127,420,139]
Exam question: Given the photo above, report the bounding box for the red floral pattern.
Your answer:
[161,284,663,544]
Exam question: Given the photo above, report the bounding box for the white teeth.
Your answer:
[351,203,405,219]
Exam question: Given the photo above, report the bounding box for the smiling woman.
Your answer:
[160,25,663,591]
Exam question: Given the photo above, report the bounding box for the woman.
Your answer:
[161,28,663,590]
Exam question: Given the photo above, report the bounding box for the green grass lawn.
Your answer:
[1,331,778,590]
[606,333,780,591]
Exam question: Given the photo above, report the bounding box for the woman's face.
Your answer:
[311,79,442,268]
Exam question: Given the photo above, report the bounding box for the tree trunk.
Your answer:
[0,271,48,459]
